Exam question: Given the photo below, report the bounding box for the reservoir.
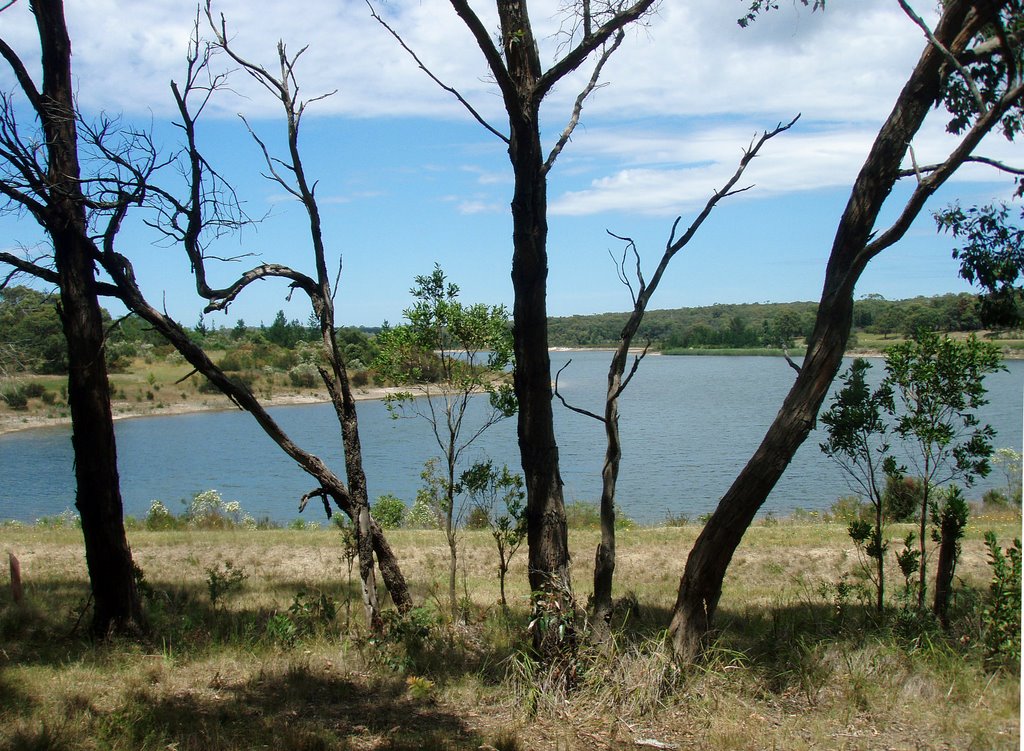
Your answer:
[1,352,1021,524]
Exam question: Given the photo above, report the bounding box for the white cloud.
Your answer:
[0,0,1012,219]
[0,0,937,124]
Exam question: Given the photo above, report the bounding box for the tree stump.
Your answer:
[9,552,23,604]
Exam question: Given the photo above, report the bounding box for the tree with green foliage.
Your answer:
[882,330,1002,608]
[937,202,1023,328]
[670,0,1023,660]
[0,286,67,375]
[459,460,526,612]
[819,358,897,614]
[375,265,516,618]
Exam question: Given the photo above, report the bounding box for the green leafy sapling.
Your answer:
[458,460,526,611]
[374,265,516,617]
[882,331,1002,607]
[820,358,896,614]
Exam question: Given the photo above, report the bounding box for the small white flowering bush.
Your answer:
[184,490,255,530]
[144,500,180,530]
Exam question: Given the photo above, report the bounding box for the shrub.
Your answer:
[372,494,406,529]
[564,500,601,528]
[827,495,870,524]
[287,590,338,635]
[465,505,491,530]
[662,510,689,527]
[350,369,370,388]
[981,532,1022,668]
[406,495,439,529]
[185,490,255,529]
[144,500,181,531]
[205,560,247,607]
[982,489,1012,508]
[1,386,28,410]
[883,475,925,522]
[21,382,45,399]
[288,363,319,388]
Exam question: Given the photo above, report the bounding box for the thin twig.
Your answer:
[554,360,605,422]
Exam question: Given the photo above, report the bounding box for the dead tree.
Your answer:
[0,8,413,626]
[670,0,1024,660]
[555,119,797,641]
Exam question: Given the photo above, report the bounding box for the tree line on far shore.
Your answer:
[3,287,1019,385]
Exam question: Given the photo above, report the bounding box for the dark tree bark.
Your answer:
[933,512,960,629]
[670,0,1022,660]
[374,0,655,656]
[2,0,145,637]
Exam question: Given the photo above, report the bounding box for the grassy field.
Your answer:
[1,510,1020,751]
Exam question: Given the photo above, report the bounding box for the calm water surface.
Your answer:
[1,352,1021,524]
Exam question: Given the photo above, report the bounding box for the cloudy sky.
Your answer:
[0,0,1017,328]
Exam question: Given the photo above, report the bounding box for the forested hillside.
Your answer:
[547,292,999,350]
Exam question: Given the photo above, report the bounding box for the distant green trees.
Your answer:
[0,287,67,375]
[546,293,996,351]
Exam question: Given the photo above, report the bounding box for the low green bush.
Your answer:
[372,494,406,529]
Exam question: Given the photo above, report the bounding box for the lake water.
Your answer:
[1,352,1021,524]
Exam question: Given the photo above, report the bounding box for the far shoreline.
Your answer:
[2,344,1019,437]
[0,385,407,438]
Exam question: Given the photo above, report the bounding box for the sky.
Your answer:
[0,0,1018,329]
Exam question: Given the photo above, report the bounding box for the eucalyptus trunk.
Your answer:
[669,0,985,660]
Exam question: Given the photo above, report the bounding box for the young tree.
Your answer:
[372,0,657,654]
[0,0,144,637]
[882,330,1002,609]
[375,265,515,618]
[670,0,1023,659]
[459,460,526,612]
[819,358,896,614]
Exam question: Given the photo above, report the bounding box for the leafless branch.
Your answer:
[860,79,1024,264]
[612,342,649,399]
[897,153,1024,178]
[368,0,509,144]
[554,359,605,422]
[543,30,623,174]
[898,0,987,116]
[300,487,333,519]
[537,0,657,102]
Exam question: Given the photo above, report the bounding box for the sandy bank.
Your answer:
[0,386,409,438]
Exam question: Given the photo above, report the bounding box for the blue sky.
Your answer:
[0,0,1017,328]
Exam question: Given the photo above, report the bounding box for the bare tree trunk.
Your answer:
[669,0,989,660]
[9,553,22,604]
[591,362,623,639]
[510,134,574,637]
[933,512,959,629]
[33,0,143,638]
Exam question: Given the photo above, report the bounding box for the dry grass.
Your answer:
[1,514,1020,750]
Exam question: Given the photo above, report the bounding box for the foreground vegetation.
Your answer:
[1,507,1019,751]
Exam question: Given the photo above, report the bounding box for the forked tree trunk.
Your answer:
[669,0,984,660]
[34,0,144,637]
